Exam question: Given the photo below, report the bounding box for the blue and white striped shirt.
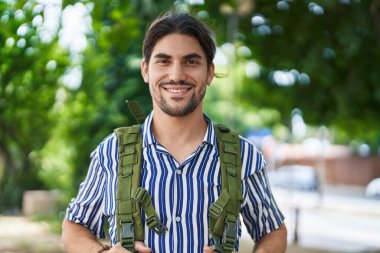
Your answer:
[65,112,284,253]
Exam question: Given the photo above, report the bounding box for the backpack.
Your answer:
[114,101,243,253]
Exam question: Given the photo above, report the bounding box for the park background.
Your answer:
[1,0,380,252]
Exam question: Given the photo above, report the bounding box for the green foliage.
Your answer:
[204,60,282,134]
[197,0,380,147]
[35,0,175,203]
[251,1,380,128]
[0,0,70,211]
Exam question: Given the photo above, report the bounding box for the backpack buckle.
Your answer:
[146,215,168,235]
[120,221,134,249]
[154,222,168,235]
[222,221,236,251]
[209,232,223,253]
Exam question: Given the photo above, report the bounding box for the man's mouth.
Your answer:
[165,87,191,93]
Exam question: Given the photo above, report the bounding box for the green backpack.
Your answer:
[114,101,243,253]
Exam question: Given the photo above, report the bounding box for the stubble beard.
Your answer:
[155,87,206,117]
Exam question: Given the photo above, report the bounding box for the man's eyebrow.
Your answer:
[153,53,203,60]
[184,53,202,59]
[154,53,171,59]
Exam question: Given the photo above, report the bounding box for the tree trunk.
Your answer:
[371,0,380,46]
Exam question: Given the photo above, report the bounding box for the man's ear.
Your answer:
[207,63,215,85]
[141,58,149,83]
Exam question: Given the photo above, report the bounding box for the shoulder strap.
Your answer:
[209,124,243,253]
[126,100,146,124]
[115,125,144,251]
[115,125,167,252]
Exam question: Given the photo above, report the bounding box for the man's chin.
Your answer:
[162,106,197,117]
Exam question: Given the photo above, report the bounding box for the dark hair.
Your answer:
[142,12,216,67]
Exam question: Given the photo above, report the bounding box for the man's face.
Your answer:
[141,33,214,117]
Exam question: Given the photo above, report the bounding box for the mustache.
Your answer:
[160,80,195,86]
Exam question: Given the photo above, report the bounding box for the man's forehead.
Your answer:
[153,52,202,59]
[151,33,206,58]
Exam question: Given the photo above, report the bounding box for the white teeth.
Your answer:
[167,88,188,93]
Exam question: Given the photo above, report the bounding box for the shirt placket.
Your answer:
[171,158,184,252]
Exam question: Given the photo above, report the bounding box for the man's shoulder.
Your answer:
[211,122,265,166]
[92,132,118,158]
[95,124,144,157]
[238,135,257,149]
[238,135,267,178]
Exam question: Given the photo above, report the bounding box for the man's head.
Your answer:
[142,12,216,68]
[141,12,215,117]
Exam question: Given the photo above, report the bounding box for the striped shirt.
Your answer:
[65,112,284,253]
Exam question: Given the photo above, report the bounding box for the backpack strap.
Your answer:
[209,124,243,253]
[115,125,144,252]
[115,124,167,252]
[133,187,168,235]
[126,100,146,124]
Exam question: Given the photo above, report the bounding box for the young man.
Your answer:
[62,12,287,253]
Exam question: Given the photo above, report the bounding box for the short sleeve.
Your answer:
[239,138,285,242]
[65,149,107,238]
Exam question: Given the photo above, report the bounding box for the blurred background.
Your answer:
[1,0,380,252]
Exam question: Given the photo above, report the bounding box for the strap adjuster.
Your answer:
[133,187,148,203]
[120,222,134,249]
[222,221,237,251]
[209,203,223,218]
[146,215,168,235]
[154,222,168,235]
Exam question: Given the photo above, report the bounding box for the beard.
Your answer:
[158,93,198,117]
[153,85,206,117]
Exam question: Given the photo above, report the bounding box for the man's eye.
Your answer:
[187,59,199,65]
[157,59,169,64]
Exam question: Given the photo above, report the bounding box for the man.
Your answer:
[62,12,287,253]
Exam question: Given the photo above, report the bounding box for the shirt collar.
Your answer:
[141,111,217,148]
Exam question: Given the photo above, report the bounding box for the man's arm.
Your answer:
[61,219,104,253]
[253,224,287,253]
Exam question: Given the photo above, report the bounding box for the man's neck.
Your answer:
[151,106,208,164]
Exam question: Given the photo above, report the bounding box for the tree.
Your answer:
[37,0,175,200]
[194,0,380,148]
[0,0,69,211]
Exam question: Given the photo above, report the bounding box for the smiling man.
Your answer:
[61,11,287,253]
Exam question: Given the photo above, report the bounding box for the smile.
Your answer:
[164,88,191,93]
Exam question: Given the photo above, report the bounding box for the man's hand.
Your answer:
[203,246,235,253]
[203,246,214,253]
[107,242,151,253]
[62,219,152,253]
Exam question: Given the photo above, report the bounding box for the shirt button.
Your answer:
[176,169,182,175]
[175,216,181,222]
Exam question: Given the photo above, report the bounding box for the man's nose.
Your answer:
[169,63,186,82]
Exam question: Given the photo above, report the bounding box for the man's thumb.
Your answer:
[135,241,152,253]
